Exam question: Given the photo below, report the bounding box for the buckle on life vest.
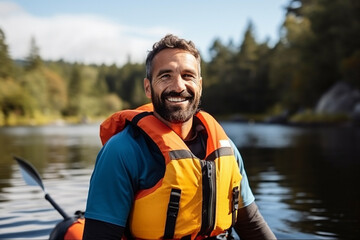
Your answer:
[180,230,229,240]
[164,188,182,239]
[232,187,239,226]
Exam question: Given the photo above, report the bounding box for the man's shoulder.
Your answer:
[104,124,146,151]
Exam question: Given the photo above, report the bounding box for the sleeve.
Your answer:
[234,202,277,239]
[83,218,124,240]
[84,128,141,227]
[230,139,255,208]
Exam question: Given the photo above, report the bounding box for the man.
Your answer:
[83,34,276,239]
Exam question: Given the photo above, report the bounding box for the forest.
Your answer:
[0,0,359,126]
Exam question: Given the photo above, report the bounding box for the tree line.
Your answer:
[1,0,359,126]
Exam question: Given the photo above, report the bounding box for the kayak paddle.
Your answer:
[13,156,71,220]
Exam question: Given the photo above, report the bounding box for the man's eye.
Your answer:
[183,74,195,80]
[160,74,171,79]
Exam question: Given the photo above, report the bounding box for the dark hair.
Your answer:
[145,34,201,81]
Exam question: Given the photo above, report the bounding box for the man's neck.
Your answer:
[153,112,194,140]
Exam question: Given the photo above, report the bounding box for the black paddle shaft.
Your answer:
[45,193,71,220]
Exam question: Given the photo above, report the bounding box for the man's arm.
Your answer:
[234,202,276,239]
[229,139,276,239]
[83,128,139,239]
[83,218,124,240]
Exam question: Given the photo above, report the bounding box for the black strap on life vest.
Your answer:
[131,111,153,125]
[127,111,153,138]
[164,188,182,239]
[232,186,239,226]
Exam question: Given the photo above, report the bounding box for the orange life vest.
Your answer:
[100,104,242,239]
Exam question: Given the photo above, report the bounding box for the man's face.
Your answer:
[144,48,202,124]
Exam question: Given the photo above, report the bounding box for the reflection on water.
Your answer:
[223,122,303,148]
[223,122,360,239]
[0,124,101,238]
[0,123,359,239]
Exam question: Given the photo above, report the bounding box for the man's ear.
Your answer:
[144,78,151,99]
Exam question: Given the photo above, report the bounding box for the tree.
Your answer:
[203,22,273,115]
[201,38,232,113]
[236,21,259,79]
[282,0,360,108]
[25,37,42,71]
[42,68,67,114]
[205,38,236,87]
[95,64,111,96]
[0,79,33,125]
[0,28,14,78]
[117,62,147,108]
[64,63,83,116]
[269,14,314,111]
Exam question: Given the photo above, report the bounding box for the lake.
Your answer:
[0,122,359,239]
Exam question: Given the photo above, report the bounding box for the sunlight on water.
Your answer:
[0,164,92,239]
[252,169,327,239]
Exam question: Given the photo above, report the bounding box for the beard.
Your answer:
[151,87,201,123]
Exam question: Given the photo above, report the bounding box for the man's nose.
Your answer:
[171,75,187,92]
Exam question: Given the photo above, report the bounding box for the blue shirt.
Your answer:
[85,125,255,227]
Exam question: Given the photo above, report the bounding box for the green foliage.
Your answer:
[202,21,274,115]
[116,62,148,108]
[279,0,360,109]
[20,69,48,113]
[202,0,359,118]
[101,93,123,115]
[0,29,14,78]
[290,109,350,124]
[268,14,315,111]
[42,68,67,113]
[25,37,42,71]
[0,78,33,125]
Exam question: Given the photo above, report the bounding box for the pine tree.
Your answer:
[0,28,14,78]
[25,37,42,71]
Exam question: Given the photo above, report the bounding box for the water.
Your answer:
[0,122,359,239]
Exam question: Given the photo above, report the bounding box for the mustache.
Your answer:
[161,90,194,99]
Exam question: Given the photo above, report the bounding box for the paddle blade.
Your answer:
[14,156,45,191]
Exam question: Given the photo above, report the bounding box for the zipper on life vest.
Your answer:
[199,160,216,236]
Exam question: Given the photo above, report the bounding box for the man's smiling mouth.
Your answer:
[166,97,188,103]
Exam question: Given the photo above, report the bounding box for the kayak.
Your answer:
[49,212,85,240]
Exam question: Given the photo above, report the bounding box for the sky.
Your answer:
[0,0,289,66]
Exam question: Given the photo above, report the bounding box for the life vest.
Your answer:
[100,104,242,240]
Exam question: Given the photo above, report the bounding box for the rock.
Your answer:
[352,103,360,123]
[315,82,360,115]
[264,110,289,124]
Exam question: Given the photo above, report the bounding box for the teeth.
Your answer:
[167,97,186,102]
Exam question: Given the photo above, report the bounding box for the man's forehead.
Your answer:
[154,48,195,60]
[152,49,199,71]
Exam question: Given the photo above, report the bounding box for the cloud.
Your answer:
[0,1,176,65]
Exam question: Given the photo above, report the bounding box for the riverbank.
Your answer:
[2,109,360,128]
[224,110,360,128]
[0,113,106,127]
